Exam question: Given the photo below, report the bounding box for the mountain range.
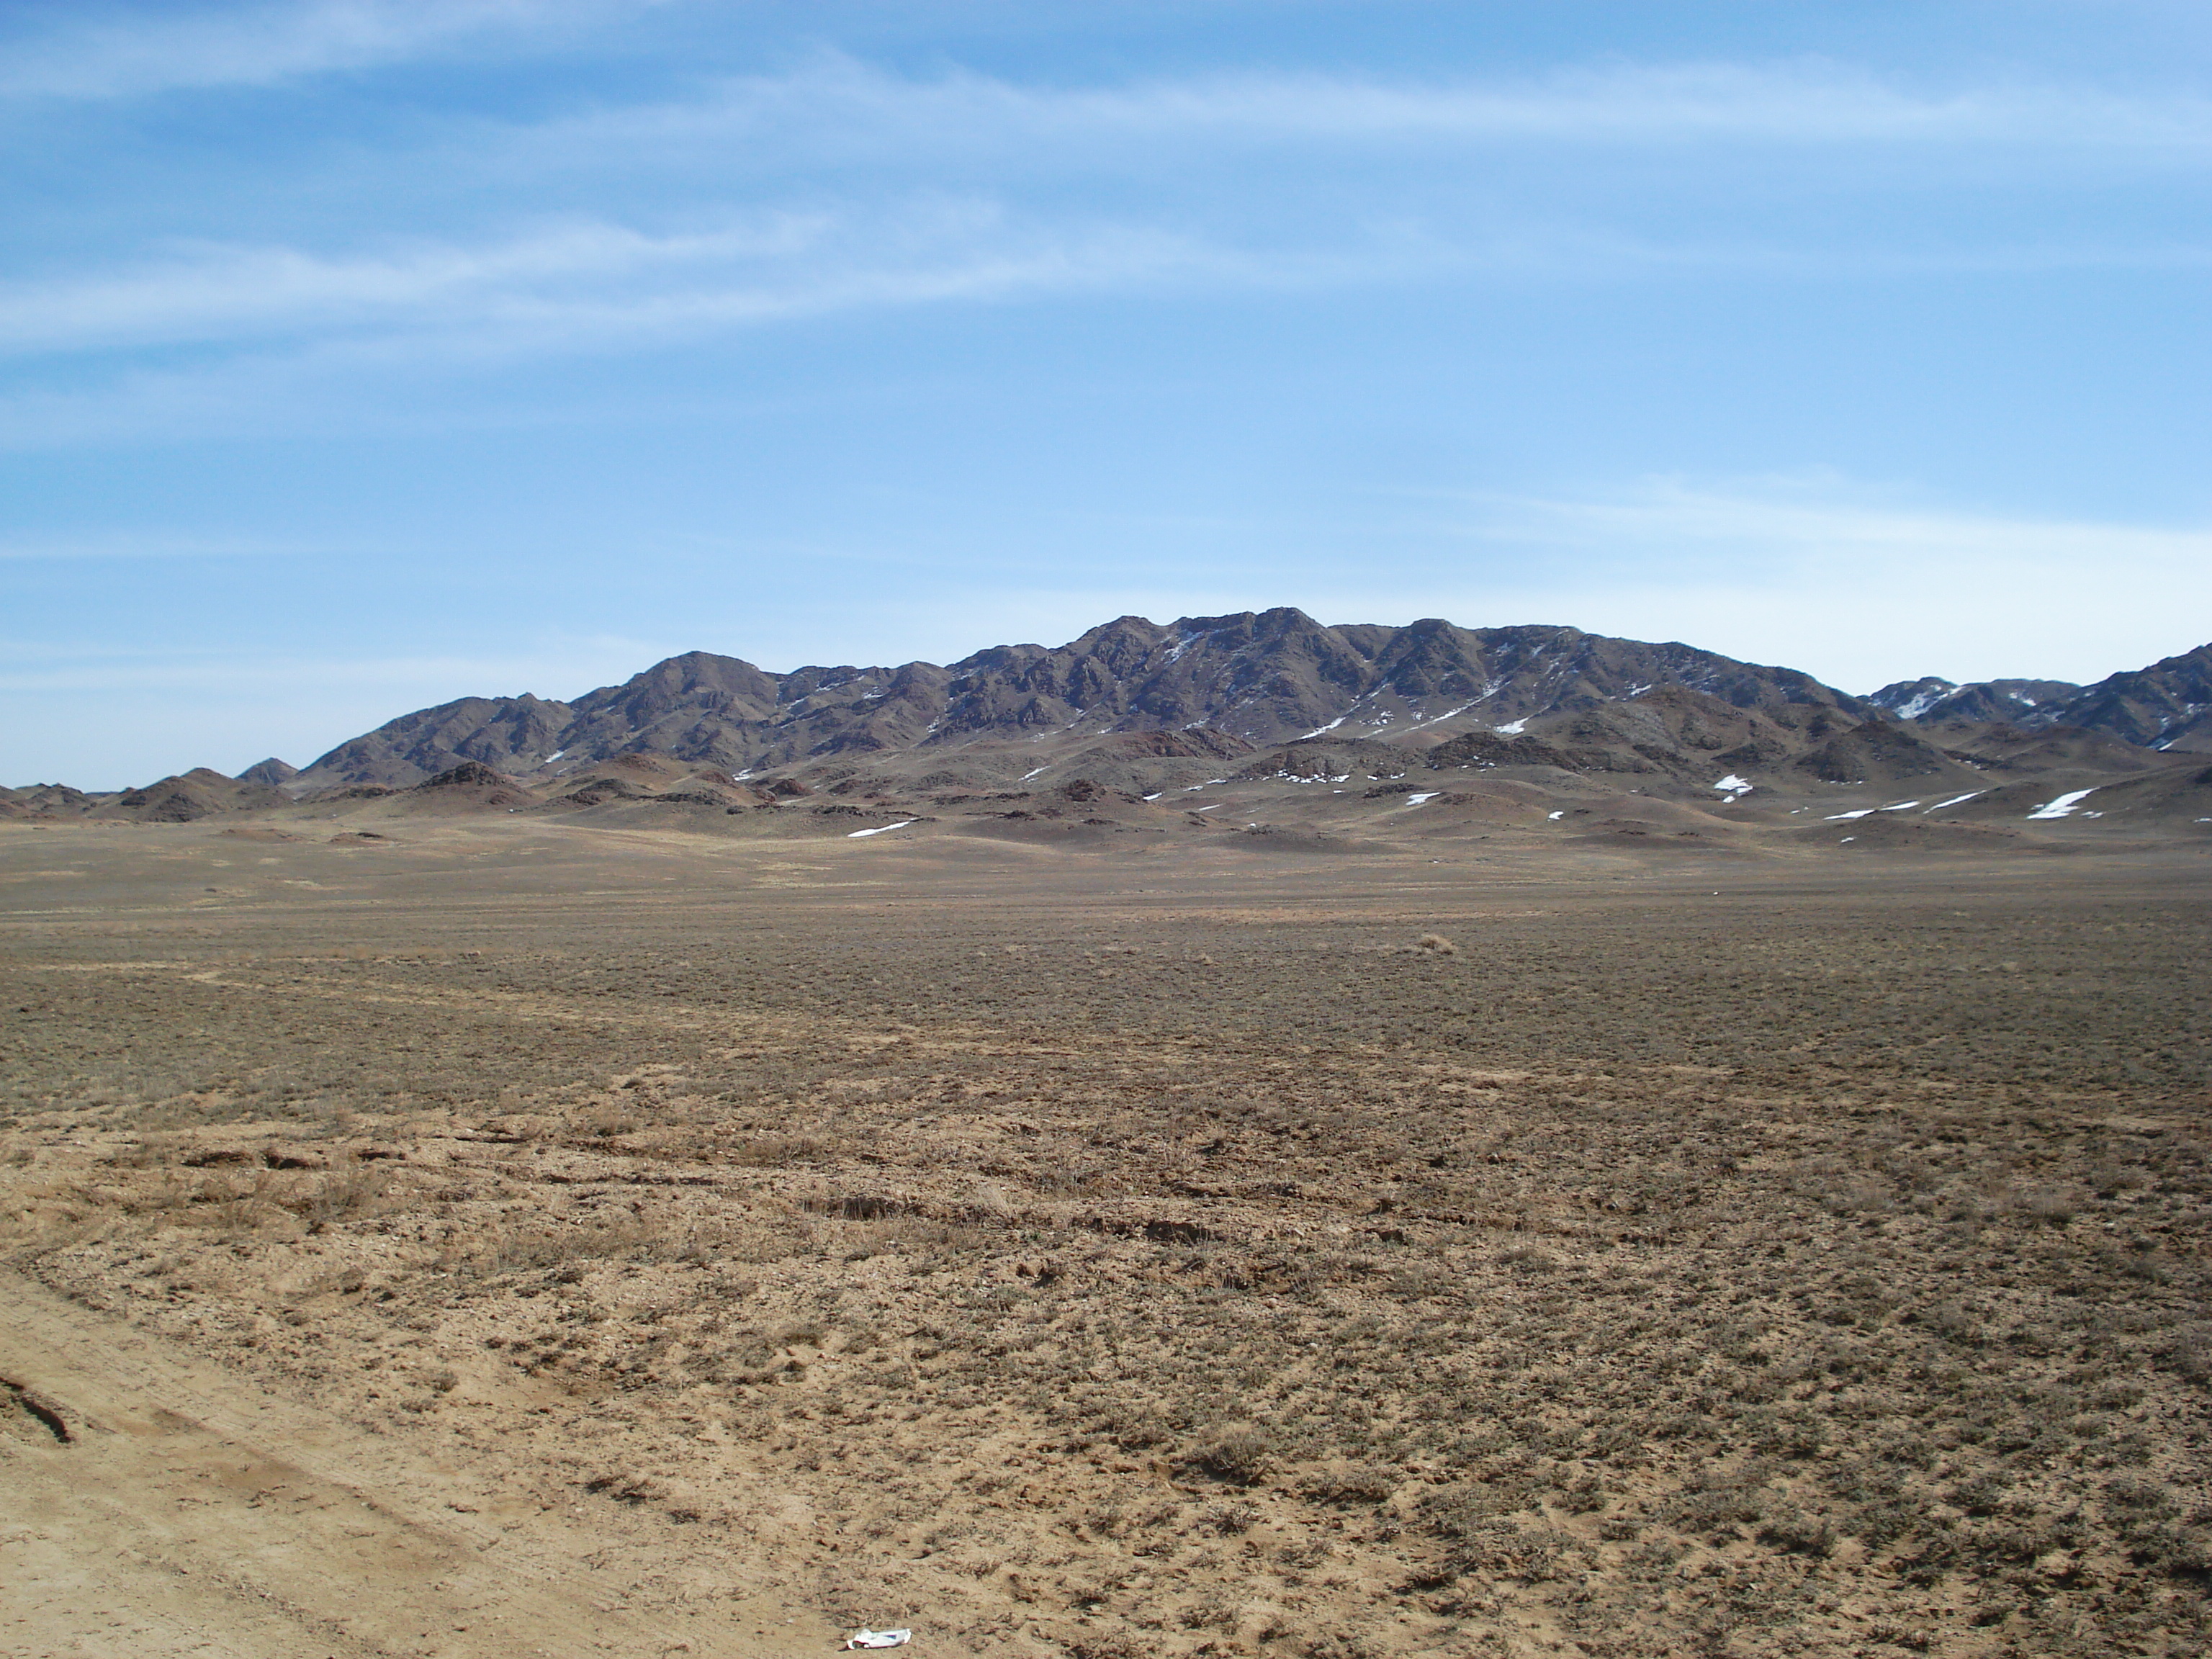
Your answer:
[6,611,2208,823]
[286,611,1896,791]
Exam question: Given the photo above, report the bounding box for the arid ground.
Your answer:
[3,816,2207,1659]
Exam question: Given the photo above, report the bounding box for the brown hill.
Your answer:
[0,783,101,819]
[400,763,536,812]
[94,768,289,824]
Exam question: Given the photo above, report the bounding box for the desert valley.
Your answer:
[4,610,2208,1659]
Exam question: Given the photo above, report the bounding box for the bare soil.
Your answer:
[2,817,2207,1658]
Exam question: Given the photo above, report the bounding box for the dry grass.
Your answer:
[2,860,2208,1658]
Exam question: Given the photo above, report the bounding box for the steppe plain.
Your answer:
[3,796,2208,1659]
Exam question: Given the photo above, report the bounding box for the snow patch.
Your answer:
[1547,810,1565,821]
[1296,715,1349,739]
[1406,791,1440,805]
[1712,775,1753,796]
[1403,701,1479,732]
[1163,628,1217,665]
[847,820,917,839]
[1824,809,1875,820]
[2027,787,2098,821]
[1496,718,1528,735]
[1922,791,1982,814]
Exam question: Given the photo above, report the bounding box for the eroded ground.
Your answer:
[2,819,2208,1658]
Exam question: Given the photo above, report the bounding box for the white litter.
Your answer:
[2027,787,2098,820]
[847,820,917,838]
[1547,810,1565,820]
[1190,804,1222,812]
[845,1631,912,1650]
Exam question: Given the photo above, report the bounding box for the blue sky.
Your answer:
[4,1,2208,786]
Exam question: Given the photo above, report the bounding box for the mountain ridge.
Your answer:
[9,613,2208,807]
[286,608,1874,791]
[1871,643,2212,752]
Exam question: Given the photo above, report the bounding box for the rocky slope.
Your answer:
[287,610,1869,791]
[1868,676,2081,724]
[1872,642,2212,752]
[2050,642,2212,751]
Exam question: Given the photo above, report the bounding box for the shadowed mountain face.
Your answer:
[1871,644,2212,752]
[2050,643,2212,752]
[1869,677,2082,724]
[289,609,1871,789]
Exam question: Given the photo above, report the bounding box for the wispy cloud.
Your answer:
[0,529,338,559]
[1455,476,2212,575]
[555,53,2212,161]
[1343,477,2212,688]
[0,640,655,697]
[0,204,1252,445]
[7,41,2206,446]
[0,0,665,99]
[0,217,834,354]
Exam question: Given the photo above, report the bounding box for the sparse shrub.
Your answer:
[1197,1501,1261,1535]
[1498,1243,1557,1272]
[1755,1509,1835,1557]
[1189,1425,1275,1485]
[2169,1326,2212,1382]
[1929,1300,1980,1343]
[1415,934,1459,956]
[1063,1635,1142,1659]
[2020,1189,2076,1226]
[1302,1464,1399,1506]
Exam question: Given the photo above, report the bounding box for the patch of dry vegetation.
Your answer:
[2,880,2208,1658]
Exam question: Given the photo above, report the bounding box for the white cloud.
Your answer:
[1319,477,2212,690]
[0,0,665,99]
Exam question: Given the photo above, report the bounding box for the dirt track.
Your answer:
[1,1267,837,1658]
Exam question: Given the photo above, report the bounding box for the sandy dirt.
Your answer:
[2,816,2207,1658]
[1,1265,837,1658]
